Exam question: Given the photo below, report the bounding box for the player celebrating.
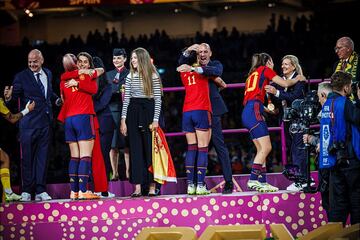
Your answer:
[59,53,103,200]
[177,62,225,195]
[242,53,305,192]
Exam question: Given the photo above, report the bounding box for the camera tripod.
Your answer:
[302,123,317,193]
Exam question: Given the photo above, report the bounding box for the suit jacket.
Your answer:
[178,51,228,116]
[270,72,306,121]
[94,84,115,134]
[106,67,129,112]
[10,68,57,129]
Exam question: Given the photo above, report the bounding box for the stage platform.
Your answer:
[24,172,319,199]
[1,174,326,240]
[0,191,326,239]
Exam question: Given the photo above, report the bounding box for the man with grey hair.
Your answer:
[178,43,234,194]
[317,82,333,106]
[334,36,359,99]
[303,81,332,218]
[4,49,61,201]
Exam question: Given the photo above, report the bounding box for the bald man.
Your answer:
[334,37,359,98]
[178,43,233,194]
[4,49,61,201]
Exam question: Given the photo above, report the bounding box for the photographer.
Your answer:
[303,82,332,218]
[320,71,360,225]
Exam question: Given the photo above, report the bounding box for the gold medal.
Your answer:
[268,103,275,111]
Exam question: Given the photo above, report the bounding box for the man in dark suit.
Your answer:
[178,43,233,194]
[106,48,130,180]
[4,49,60,201]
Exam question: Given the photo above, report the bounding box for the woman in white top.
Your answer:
[120,47,162,197]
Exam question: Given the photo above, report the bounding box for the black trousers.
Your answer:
[284,122,307,178]
[329,158,360,225]
[211,115,232,182]
[100,130,113,179]
[291,132,307,178]
[318,168,330,218]
[20,126,50,194]
[126,98,154,185]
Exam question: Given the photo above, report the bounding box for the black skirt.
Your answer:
[126,98,155,184]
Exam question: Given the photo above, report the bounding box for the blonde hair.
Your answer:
[62,53,77,72]
[130,47,159,96]
[282,55,303,76]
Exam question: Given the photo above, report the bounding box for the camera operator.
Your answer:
[320,71,360,225]
[265,55,307,191]
[303,82,332,218]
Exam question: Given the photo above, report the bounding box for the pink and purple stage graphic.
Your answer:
[0,173,327,239]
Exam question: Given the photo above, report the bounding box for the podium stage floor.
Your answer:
[0,189,327,240]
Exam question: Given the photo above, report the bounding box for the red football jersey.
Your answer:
[181,72,211,113]
[243,66,277,105]
[59,70,98,119]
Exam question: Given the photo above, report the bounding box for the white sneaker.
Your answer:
[5,192,22,202]
[247,180,278,192]
[35,192,52,201]
[247,180,263,191]
[20,192,31,202]
[187,184,196,195]
[286,182,303,191]
[260,182,279,192]
[196,185,210,195]
[287,181,315,192]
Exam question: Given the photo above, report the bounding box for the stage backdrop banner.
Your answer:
[5,0,197,10]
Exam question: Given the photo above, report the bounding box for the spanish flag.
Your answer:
[149,127,177,184]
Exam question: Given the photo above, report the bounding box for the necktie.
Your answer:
[341,60,347,71]
[36,73,45,97]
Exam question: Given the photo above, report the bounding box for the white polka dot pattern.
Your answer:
[0,191,327,239]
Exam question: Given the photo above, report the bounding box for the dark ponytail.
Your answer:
[248,52,271,76]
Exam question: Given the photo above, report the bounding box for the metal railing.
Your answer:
[162,79,325,165]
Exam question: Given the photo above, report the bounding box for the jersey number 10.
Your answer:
[244,72,259,95]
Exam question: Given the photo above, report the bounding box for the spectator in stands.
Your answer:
[334,37,359,82]
[4,49,61,201]
[120,47,162,197]
[242,52,305,192]
[106,48,130,181]
[265,55,307,191]
[333,37,359,101]
[0,96,35,201]
[178,43,234,194]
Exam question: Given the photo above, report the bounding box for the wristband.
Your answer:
[21,108,29,116]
